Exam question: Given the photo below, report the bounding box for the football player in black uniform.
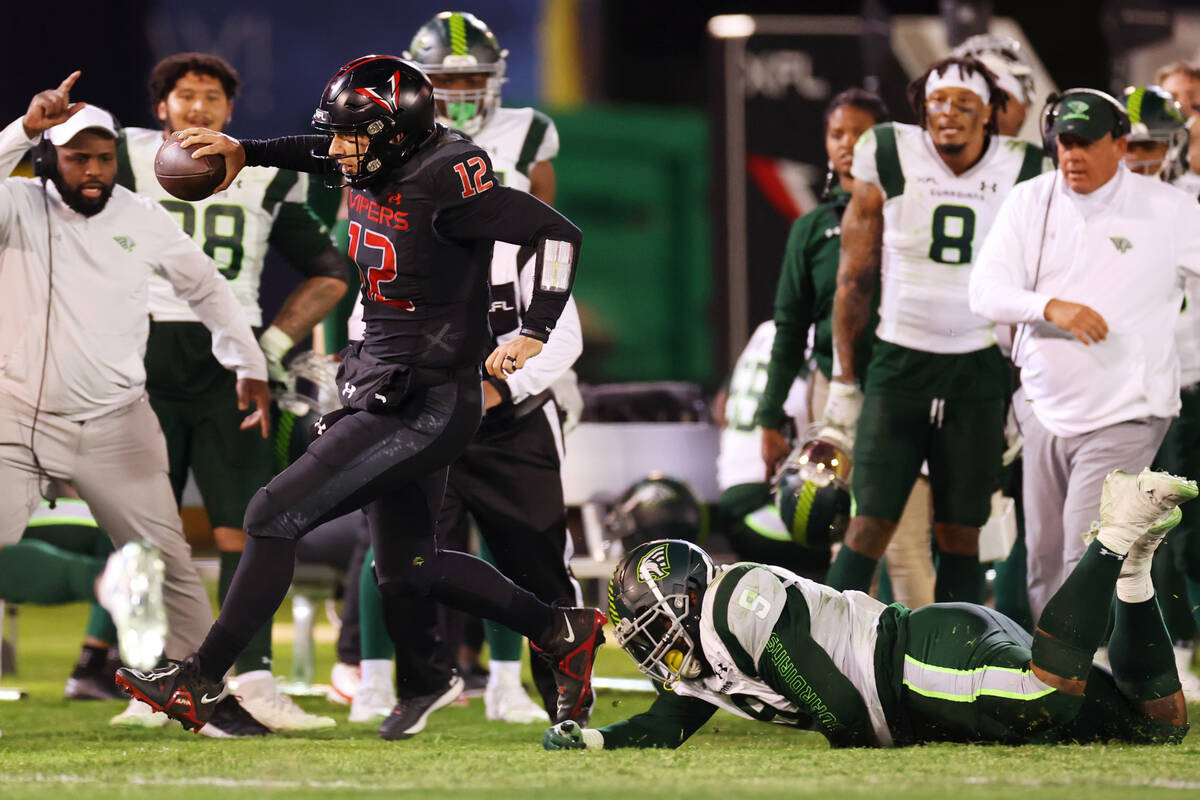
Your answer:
[116,55,604,740]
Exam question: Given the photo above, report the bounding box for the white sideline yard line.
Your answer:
[3,774,1200,792]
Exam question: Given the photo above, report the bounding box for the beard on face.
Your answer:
[934,141,966,155]
[53,176,113,217]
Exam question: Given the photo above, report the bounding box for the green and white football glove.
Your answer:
[543,720,604,751]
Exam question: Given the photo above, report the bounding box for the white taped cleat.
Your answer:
[232,670,336,730]
[1097,469,1197,555]
[97,542,167,672]
[485,673,550,724]
[109,697,169,728]
[1117,507,1182,603]
[349,670,396,724]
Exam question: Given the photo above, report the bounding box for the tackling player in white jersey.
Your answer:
[115,52,351,732]
[822,56,1047,604]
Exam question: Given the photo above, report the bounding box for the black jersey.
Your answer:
[241,126,581,369]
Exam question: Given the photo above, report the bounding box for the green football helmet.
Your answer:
[1123,85,1188,182]
[404,11,507,136]
[603,475,708,548]
[607,539,717,686]
[270,351,340,472]
[773,427,852,549]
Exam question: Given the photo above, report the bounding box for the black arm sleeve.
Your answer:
[597,683,718,749]
[268,203,354,283]
[433,153,582,341]
[756,588,877,748]
[241,135,332,175]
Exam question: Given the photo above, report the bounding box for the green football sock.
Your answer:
[1032,538,1121,681]
[0,539,102,604]
[825,545,877,592]
[478,539,523,662]
[935,552,985,604]
[1109,596,1180,700]
[992,531,1033,631]
[359,546,395,660]
[218,550,273,673]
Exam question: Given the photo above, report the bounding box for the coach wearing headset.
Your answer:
[0,73,269,688]
[969,88,1200,617]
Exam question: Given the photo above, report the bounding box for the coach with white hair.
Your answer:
[969,88,1200,617]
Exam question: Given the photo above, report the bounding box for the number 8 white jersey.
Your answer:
[851,122,1046,354]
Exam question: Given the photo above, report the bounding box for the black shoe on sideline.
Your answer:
[377,675,465,740]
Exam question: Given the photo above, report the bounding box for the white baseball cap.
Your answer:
[46,104,119,146]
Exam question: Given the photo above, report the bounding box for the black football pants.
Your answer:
[205,371,554,687]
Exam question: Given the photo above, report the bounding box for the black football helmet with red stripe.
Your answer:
[311,55,436,187]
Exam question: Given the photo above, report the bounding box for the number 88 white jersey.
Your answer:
[851,122,1046,354]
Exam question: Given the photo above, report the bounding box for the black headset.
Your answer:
[30,135,58,181]
[1040,88,1132,164]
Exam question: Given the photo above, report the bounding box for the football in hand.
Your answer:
[154,137,225,200]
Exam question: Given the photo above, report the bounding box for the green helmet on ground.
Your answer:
[404,11,507,136]
[607,539,717,686]
[270,352,340,472]
[1123,85,1188,182]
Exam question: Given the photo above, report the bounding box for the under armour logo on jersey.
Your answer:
[355,70,402,113]
[315,418,327,436]
[980,181,997,193]
[342,383,357,398]
[112,235,136,252]
[1110,236,1133,254]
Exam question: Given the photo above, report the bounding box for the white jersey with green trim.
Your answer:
[851,122,1047,354]
[717,321,808,491]
[672,563,893,745]
[125,126,309,327]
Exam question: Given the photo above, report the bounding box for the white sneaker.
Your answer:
[349,672,396,723]
[485,675,550,724]
[230,670,336,730]
[97,542,167,672]
[1175,646,1200,703]
[326,662,360,705]
[109,697,169,728]
[1097,469,1198,554]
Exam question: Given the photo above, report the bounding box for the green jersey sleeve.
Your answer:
[756,585,877,747]
[597,682,718,749]
[755,214,816,430]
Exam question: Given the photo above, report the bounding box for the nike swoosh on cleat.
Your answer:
[562,615,575,644]
[200,693,222,704]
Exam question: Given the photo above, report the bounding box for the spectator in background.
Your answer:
[952,34,1037,138]
[823,58,1045,605]
[969,88,1200,618]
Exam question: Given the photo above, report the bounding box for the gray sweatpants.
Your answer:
[0,391,213,658]
[1016,390,1169,620]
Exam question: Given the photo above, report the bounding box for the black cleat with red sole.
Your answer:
[114,657,224,733]
[533,607,606,725]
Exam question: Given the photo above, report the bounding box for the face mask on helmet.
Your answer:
[608,540,716,686]
[1123,85,1189,182]
[773,427,852,549]
[310,55,437,188]
[604,475,707,550]
[404,11,507,136]
[269,352,341,472]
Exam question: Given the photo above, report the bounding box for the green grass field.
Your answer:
[1,597,1199,799]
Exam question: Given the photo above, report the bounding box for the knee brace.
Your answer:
[243,488,303,540]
